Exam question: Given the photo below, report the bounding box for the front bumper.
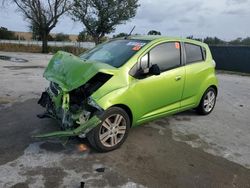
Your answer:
[34,115,101,138]
[35,84,102,138]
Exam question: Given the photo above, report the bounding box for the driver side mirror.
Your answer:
[131,54,161,79]
[149,64,161,75]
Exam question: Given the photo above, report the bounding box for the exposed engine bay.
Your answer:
[37,72,112,138]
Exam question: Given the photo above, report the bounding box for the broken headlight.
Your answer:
[49,82,60,96]
[88,97,103,111]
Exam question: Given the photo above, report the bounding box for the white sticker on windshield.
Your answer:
[126,42,146,47]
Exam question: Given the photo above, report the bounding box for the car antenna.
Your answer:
[125,26,136,39]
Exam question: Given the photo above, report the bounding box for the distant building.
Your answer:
[14,32,32,40]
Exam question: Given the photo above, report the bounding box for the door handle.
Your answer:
[175,76,182,81]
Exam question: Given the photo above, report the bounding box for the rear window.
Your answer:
[185,43,204,64]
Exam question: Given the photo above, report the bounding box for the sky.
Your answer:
[0,0,250,40]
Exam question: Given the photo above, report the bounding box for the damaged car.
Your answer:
[37,36,218,152]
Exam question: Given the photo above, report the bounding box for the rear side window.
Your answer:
[150,42,181,71]
[185,43,204,64]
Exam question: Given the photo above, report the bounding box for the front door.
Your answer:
[128,42,185,122]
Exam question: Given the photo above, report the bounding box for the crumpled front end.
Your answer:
[36,81,102,138]
[35,51,114,138]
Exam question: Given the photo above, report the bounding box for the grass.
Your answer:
[0,43,87,55]
[48,46,87,55]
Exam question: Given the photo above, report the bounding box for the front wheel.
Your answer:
[196,87,217,115]
[87,107,130,152]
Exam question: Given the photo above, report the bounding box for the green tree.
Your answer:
[147,30,161,35]
[241,37,250,45]
[13,0,72,53]
[71,0,139,44]
[113,33,128,38]
[29,21,55,41]
[29,21,41,40]
[0,27,17,40]
[203,37,226,45]
[186,35,202,42]
[77,30,93,42]
[229,38,242,45]
[54,33,70,41]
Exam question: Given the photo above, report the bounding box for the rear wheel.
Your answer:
[87,107,130,152]
[197,87,217,115]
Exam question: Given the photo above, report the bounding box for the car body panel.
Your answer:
[44,51,118,92]
[34,115,101,138]
[95,66,185,126]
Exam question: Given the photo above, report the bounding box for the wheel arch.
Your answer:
[196,84,218,107]
[209,85,218,95]
[195,72,218,107]
[111,104,133,127]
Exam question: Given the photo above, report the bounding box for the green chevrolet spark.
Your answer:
[37,36,218,152]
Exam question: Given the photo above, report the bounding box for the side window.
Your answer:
[149,42,181,72]
[185,43,204,64]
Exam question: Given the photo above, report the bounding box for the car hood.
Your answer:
[44,51,116,92]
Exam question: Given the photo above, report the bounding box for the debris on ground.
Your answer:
[77,144,88,152]
[95,167,105,173]
[80,181,85,188]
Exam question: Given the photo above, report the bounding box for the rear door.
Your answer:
[181,43,207,107]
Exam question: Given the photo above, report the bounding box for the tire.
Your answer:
[87,107,130,152]
[196,87,217,115]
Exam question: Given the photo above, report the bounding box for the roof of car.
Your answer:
[128,35,176,41]
[125,35,207,46]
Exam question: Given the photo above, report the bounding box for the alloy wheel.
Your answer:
[99,114,127,147]
[203,90,216,113]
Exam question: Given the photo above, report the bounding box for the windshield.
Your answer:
[79,39,148,68]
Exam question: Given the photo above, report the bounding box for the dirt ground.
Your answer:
[0,51,250,188]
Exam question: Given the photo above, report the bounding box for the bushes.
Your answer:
[54,33,70,41]
[48,46,87,55]
[0,43,41,53]
[0,27,18,40]
[0,43,87,55]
